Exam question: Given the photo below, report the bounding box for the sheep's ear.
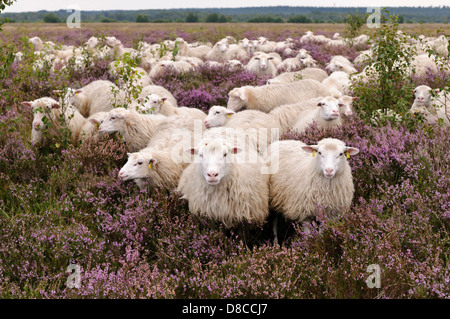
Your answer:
[301,145,318,154]
[317,102,324,107]
[433,89,440,94]
[228,146,242,154]
[126,152,131,157]
[22,101,32,108]
[344,146,359,156]
[138,97,145,103]
[89,118,100,125]
[235,89,246,100]
[161,97,167,104]
[147,158,157,169]
[51,102,60,109]
[352,97,360,101]
[225,109,235,116]
[185,147,198,155]
[74,89,82,95]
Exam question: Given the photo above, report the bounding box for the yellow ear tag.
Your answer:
[162,100,165,104]
[312,150,316,157]
[148,162,152,170]
[227,114,232,118]
[346,151,350,159]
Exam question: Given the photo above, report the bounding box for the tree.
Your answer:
[205,13,219,23]
[136,14,149,23]
[185,12,198,23]
[0,0,16,30]
[287,15,313,23]
[43,13,60,23]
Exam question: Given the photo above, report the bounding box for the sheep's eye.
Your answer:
[223,153,227,157]
[137,161,143,165]
[339,153,343,156]
[318,152,322,155]
[215,111,220,115]
[111,116,115,120]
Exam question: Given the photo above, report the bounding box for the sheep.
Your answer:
[140,85,178,107]
[23,97,93,146]
[245,52,278,77]
[409,85,449,125]
[108,61,152,88]
[292,96,345,133]
[105,37,135,59]
[321,71,351,95]
[79,111,109,141]
[98,107,166,152]
[264,138,359,226]
[300,31,331,45]
[277,55,303,72]
[205,41,230,62]
[267,67,329,85]
[353,49,374,68]
[226,44,250,60]
[408,54,439,77]
[177,39,212,60]
[204,105,280,152]
[338,95,360,119]
[29,36,44,51]
[54,80,119,118]
[227,79,334,113]
[137,93,206,121]
[326,55,357,74]
[177,137,270,228]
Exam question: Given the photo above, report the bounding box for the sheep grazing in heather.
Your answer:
[140,84,178,107]
[326,55,357,74]
[245,52,278,77]
[177,137,270,228]
[264,138,359,228]
[98,107,166,152]
[54,80,119,118]
[227,79,333,113]
[267,67,329,85]
[300,31,331,45]
[407,54,440,78]
[205,41,230,62]
[23,97,98,146]
[177,38,212,60]
[137,93,206,121]
[108,61,153,88]
[204,105,280,152]
[292,96,345,133]
[409,85,449,125]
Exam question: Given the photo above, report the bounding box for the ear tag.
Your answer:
[346,151,350,159]
[162,100,165,104]
[312,150,316,157]
[148,162,152,170]
[227,114,232,118]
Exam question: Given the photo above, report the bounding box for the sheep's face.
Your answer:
[23,97,60,131]
[204,106,235,128]
[190,140,241,185]
[413,85,435,106]
[86,37,98,49]
[317,97,342,121]
[227,88,247,112]
[302,139,359,179]
[253,54,273,70]
[119,152,157,181]
[138,94,164,114]
[217,42,228,53]
[339,96,359,117]
[297,49,309,59]
[240,38,250,48]
[98,109,127,133]
[326,62,343,72]
[301,57,317,67]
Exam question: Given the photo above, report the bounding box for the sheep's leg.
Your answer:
[273,215,278,245]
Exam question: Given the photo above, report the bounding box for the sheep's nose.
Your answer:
[33,122,41,130]
[207,171,219,178]
[118,171,124,177]
[325,168,334,175]
[417,96,424,100]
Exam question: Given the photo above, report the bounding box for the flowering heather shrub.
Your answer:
[0,26,449,299]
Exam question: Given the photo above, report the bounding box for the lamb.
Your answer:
[227,79,333,113]
[137,93,206,121]
[292,96,345,133]
[204,105,280,152]
[177,137,270,228]
[23,97,94,146]
[267,67,329,85]
[98,107,166,152]
[409,85,449,125]
[177,39,212,60]
[245,52,278,76]
[326,55,357,74]
[54,80,119,118]
[264,138,359,229]
[321,71,351,95]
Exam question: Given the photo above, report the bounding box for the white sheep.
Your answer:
[23,97,94,145]
[227,79,334,113]
[409,85,449,125]
[321,71,351,95]
[177,137,270,228]
[139,84,178,107]
[264,138,359,224]
[177,39,212,60]
[300,31,331,45]
[137,93,206,121]
[245,52,278,76]
[292,96,345,133]
[98,107,166,152]
[204,105,280,152]
[205,41,230,62]
[408,54,439,77]
[326,55,357,74]
[338,95,360,120]
[267,67,329,85]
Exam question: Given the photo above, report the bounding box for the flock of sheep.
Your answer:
[20,30,449,242]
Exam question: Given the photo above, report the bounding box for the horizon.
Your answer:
[3,0,449,13]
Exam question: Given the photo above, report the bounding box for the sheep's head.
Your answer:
[413,85,439,106]
[138,94,166,114]
[216,41,228,53]
[85,36,99,49]
[119,151,157,181]
[302,138,359,179]
[187,139,242,185]
[317,96,344,121]
[297,49,309,59]
[326,61,343,72]
[253,53,274,70]
[204,106,235,128]
[338,95,359,117]
[227,88,247,112]
[98,108,128,133]
[23,97,60,132]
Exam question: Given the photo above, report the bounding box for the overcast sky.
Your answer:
[3,0,447,13]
